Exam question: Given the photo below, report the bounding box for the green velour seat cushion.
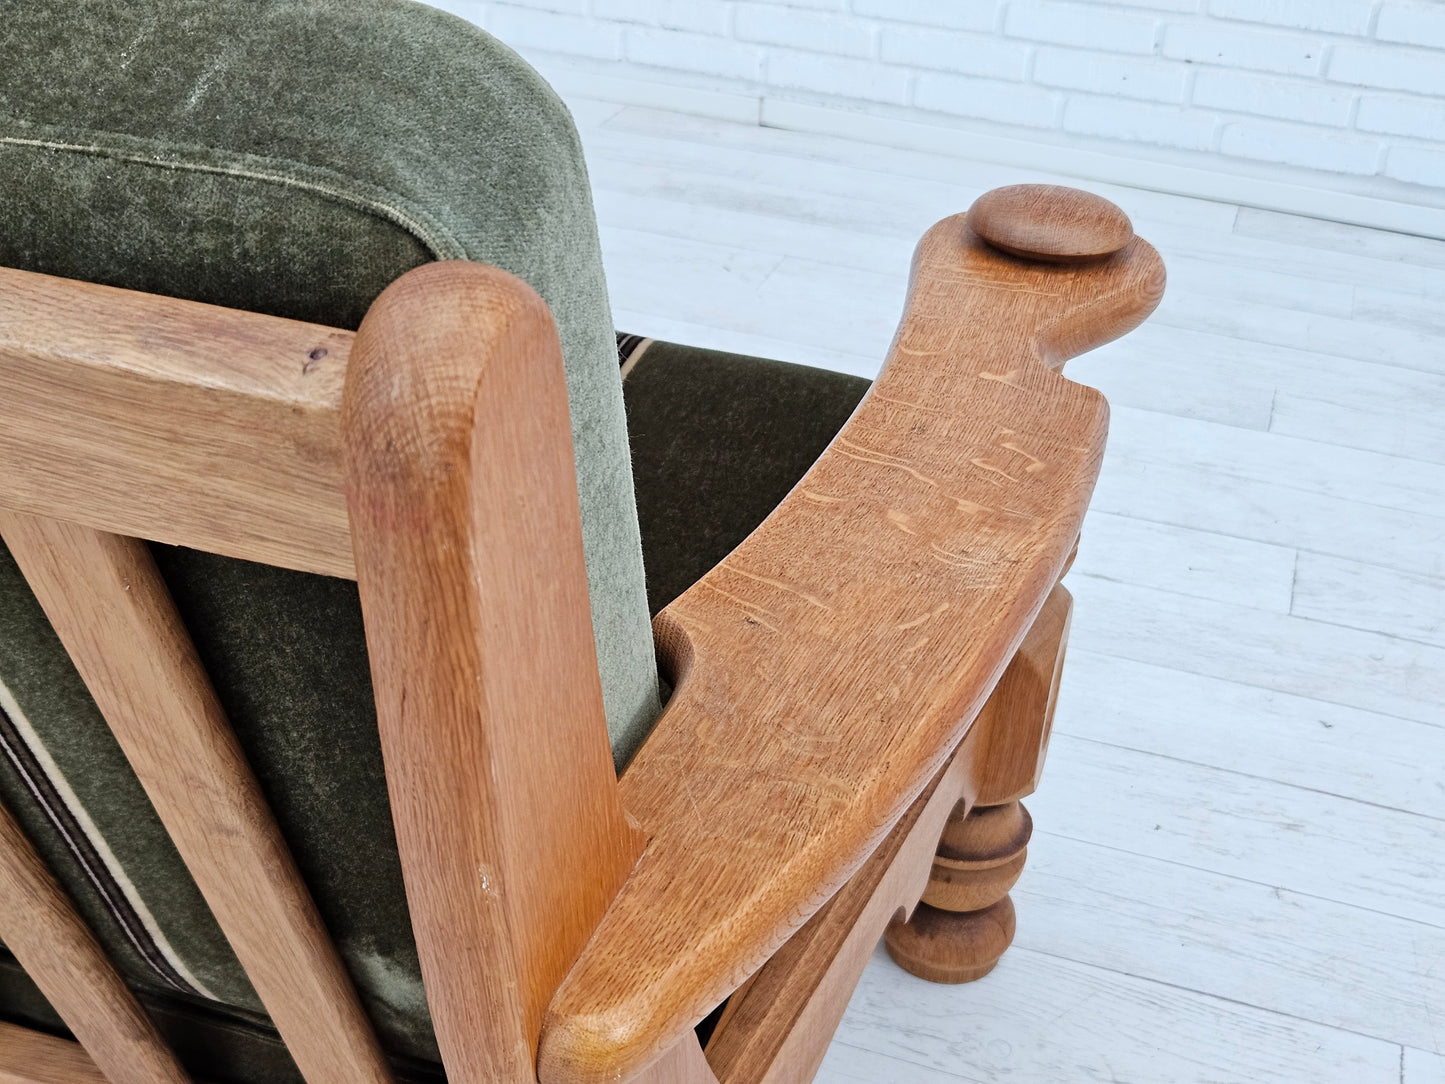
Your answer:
[0,0,659,1070]
[619,337,872,617]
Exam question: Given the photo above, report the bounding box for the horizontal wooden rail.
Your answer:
[0,269,356,577]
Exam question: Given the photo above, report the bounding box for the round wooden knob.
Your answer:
[970,184,1133,263]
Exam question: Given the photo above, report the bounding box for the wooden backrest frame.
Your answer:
[0,258,654,1083]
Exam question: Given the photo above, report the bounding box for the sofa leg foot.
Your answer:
[884,799,1031,984]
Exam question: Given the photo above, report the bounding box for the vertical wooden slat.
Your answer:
[0,511,392,1084]
[0,803,189,1084]
[343,262,645,1081]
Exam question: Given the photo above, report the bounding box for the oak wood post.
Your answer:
[704,751,973,1084]
[342,262,645,1082]
[881,186,1117,988]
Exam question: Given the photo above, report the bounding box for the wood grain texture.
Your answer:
[0,267,354,577]
[342,262,645,1082]
[883,898,1017,984]
[888,577,1062,987]
[0,1023,110,1084]
[0,513,392,1084]
[627,1034,717,1084]
[959,584,1072,807]
[970,185,1134,263]
[705,747,972,1084]
[887,799,1031,986]
[0,807,188,1084]
[540,200,1164,1083]
[924,800,1032,912]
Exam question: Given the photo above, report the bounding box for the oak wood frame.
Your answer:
[0,191,1163,1084]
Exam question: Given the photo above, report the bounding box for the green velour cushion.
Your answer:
[620,339,872,616]
[0,0,659,758]
[0,0,659,1070]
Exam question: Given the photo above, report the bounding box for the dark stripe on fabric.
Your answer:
[0,700,197,995]
[615,332,648,367]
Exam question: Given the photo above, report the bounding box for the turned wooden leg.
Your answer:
[886,581,1072,984]
[884,799,1030,983]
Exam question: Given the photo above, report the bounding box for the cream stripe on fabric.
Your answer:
[619,337,655,382]
[0,678,219,1000]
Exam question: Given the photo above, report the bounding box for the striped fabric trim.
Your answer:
[0,678,216,999]
[615,332,654,381]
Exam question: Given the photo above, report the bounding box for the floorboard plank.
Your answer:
[1234,207,1445,270]
[1074,513,1296,613]
[1057,649,1445,819]
[1107,405,1445,516]
[1157,292,1445,378]
[1067,574,1445,724]
[1014,835,1445,1052]
[1033,734,1445,927]
[833,944,1401,1084]
[1293,553,1445,648]
[1090,454,1445,580]
[1406,1047,1445,1084]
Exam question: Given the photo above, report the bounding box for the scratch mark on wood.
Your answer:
[838,439,940,489]
[886,509,916,535]
[979,369,1027,390]
[929,542,988,569]
[954,498,993,514]
[872,392,949,414]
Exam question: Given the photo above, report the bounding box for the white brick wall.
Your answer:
[435,0,1445,204]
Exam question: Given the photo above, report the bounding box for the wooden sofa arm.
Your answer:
[539,188,1166,1084]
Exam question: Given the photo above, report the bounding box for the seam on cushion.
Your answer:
[0,129,467,262]
[0,678,220,1000]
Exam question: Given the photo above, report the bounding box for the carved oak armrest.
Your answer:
[539,187,1165,1083]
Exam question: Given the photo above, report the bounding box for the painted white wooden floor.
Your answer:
[566,99,1445,1084]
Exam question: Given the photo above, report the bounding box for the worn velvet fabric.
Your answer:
[0,0,659,759]
[621,339,872,616]
[0,0,658,1069]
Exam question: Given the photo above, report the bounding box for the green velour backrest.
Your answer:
[0,0,660,1067]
